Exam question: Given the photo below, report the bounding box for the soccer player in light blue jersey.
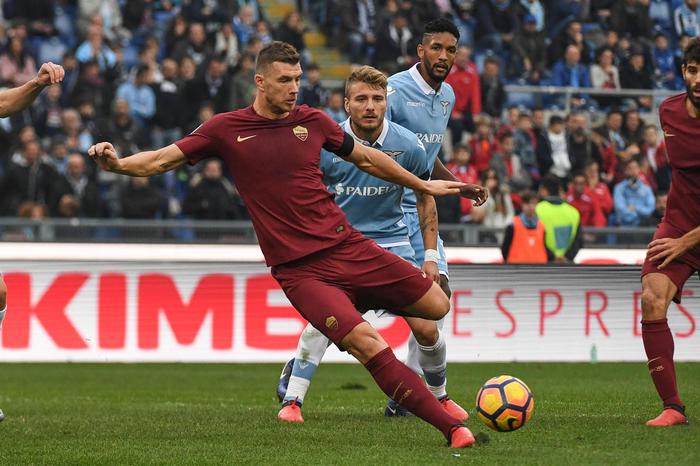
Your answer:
[276,65,471,424]
[384,18,487,415]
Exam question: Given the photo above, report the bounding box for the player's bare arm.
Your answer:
[345,140,466,196]
[431,157,488,206]
[0,62,64,117]
[647,225,700,269]
[416,191,440,282]
[88,142,187,177]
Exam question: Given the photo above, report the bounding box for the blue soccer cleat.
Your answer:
[276,358,295,403]
[384,398,413,417]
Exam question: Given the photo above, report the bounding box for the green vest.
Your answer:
[535,200,581,258]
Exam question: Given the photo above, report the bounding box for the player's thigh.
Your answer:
[401,281,450,320]
[403,316,439,346]
[640,273,678,320]
[280,278,365,347]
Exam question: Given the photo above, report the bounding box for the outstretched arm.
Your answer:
[88,142,187,177]
[432,157,489,206]
[345,140,465,196]
[0,62,65,117]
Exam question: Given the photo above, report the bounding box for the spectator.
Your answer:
[120,177,166,219]
[649,0,674,34]
[518,0,545,32]
[0,140,63,216]
[513,111,539,182]
[339,0,378,64]
[233,5,257,47]
[275,11,309,64]
[184,159,248,220]
[78,2,125,43]
[584,160,614,222]
[610,0,652,42]
[594,109,626,153]
[480,56,506,119]
[297,63,328,109]
[323,89,346,123]
[590,47,621,108]
[551,45,592,109]
[566,171,605,227]
[57,153,100,218]
[255,20,274,45]
[674,0,700,38]
[474,0,519,52]
[48,136,70,175]
[447,144,480,222]
[445,45,481,146]
[0,37,38,87]
[471,168,515,241]
[651,190,667,225]
[620,48,654,109]
[469,114,497,175]
[184,55,231,119]
[613,159,655,226]
[373,12,414,75]
[152,58,185,148]
[75,24,117,73]
[536,174,582,263]
[622,109,644,146]
[531,107,553,178]
[165,14,190,57]
[60,108,94,154]
[97,99,148,158]
[215,22,240,70]
[640,124,671,192]
[490,131,532,193]
[116,65,157,128]
[567,112,602,174]
[229,52,257,110]
[549,21,592,66]
[547,115,571,181]
[510,15,547,82]
[171,22,212,68]
[651,31,678,90]
[33,84,64,138]
[501,190,551,263]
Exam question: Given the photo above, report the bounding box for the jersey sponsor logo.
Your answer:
[293,125,309,141]
[406,101,425,107]
[335,183,400,196]
[440,100,450,116]
[236,134,257,142]
[381,150,405,158]
[416,132,444,144]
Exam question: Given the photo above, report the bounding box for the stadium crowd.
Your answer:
[0,0,693,234]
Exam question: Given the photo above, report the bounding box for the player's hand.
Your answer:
[88,142,121,172]
[35,62,65,87]
[460,183,489,206]
[647,236,692,270]
[422,261,440,283]
[423,180,467,197]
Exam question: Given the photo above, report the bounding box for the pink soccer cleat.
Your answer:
[278,399,304,423]
[645,408,688,427]
[448,426,475,448]
[439,396,469,422]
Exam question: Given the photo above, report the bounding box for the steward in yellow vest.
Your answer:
[535,174,583,262]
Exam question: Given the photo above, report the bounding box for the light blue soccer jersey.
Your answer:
[386,64,455,213]
[319,118,430,247]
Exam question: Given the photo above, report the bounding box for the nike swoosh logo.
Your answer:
[237,135,257,142]
[664,132,676,137]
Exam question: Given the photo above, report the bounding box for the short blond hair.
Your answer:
[345,65,387,97]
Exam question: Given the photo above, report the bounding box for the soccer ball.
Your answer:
[476,375,534,432]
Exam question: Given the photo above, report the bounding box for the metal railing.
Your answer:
[0,217,656,247]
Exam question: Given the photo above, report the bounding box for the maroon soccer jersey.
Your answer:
[175,105,354,266]
[656,93,700,268]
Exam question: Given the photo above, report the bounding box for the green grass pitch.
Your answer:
[0,363,698,465]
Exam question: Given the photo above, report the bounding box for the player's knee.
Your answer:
[439,276,451,300]
[640,288,668,320]
[341,322,388,365]
[409,320,438,346]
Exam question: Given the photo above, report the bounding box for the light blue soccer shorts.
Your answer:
[403,210,449,278]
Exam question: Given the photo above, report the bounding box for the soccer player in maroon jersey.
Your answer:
[0,61,65,422]
[641,37,700,427]
[89,42,475,447]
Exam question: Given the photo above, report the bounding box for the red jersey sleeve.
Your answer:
[174,115,224,165]
[315,109,346,152]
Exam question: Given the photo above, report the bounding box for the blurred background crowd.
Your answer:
[0,0,692,237]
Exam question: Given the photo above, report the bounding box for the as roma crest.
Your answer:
[293,125,309,141]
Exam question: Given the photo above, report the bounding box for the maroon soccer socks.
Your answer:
[363,347,464,439]
[641,319,684,412]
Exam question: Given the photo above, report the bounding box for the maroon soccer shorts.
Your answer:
[271,230,434,346]
[642,222,700,303]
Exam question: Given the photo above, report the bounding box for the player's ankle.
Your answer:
[664,403,685,415]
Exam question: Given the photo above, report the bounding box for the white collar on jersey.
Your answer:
[409,63,442,96]
[343,117,389,147]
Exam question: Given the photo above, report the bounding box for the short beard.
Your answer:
[424,62,449,84]
[686,83,700,108]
